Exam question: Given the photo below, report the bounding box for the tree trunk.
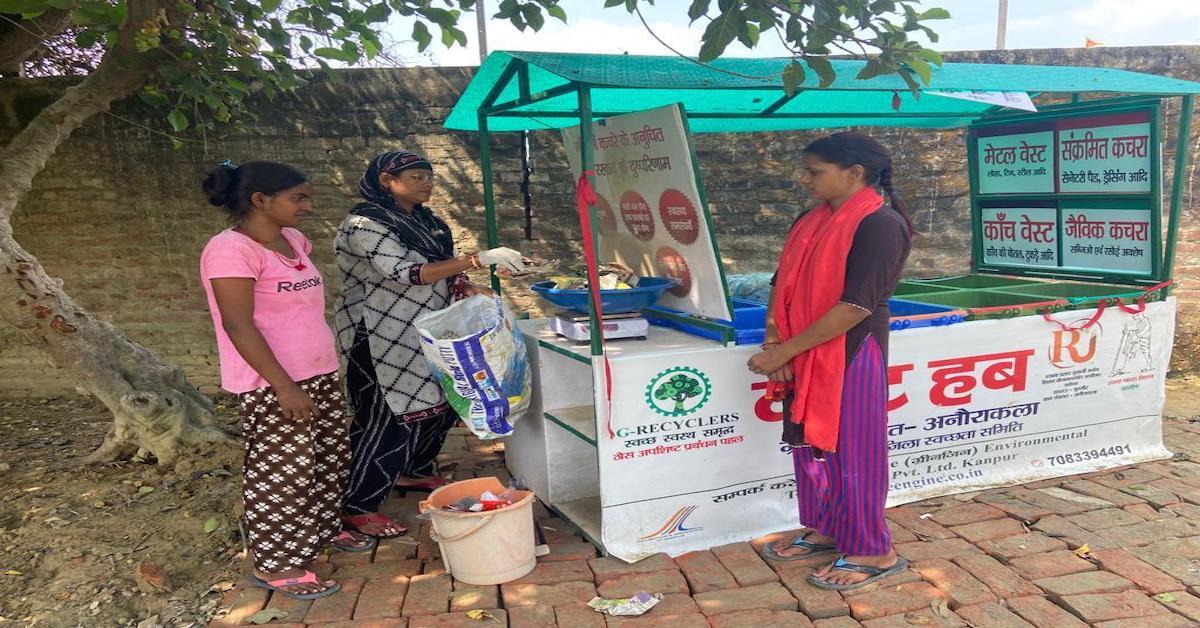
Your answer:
[0,1,236,469]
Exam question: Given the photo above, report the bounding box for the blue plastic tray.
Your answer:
[530,276,676,314]
[645,298,767,345]
[888,299,967,330]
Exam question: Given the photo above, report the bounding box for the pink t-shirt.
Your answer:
[200,227,339,393]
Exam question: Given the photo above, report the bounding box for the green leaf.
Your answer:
[805,56,836,88]
[166,109,188,133]
[906,58,932,86]
[914,48,944,66]
[698,7,741,62]
[203,517,220,534]
[260,0,282,12]
[137,486,155,495]
[313,46,353,62]
[1155,593,1178,604]
[918,7,952,20]
[603,0,624,7]
[521,4,544,31]
[781,59,805,96]
[547,4,566,22]
[687,0,710,22]
[737,21,759,48]
[364,3,388,22]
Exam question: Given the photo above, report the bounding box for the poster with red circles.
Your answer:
[563,104,732,320]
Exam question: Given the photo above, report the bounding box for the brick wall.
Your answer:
[2,46,1199,397]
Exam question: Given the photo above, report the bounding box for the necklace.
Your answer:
[237,228,306,271]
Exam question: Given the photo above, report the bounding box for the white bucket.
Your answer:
[419,477,537,585]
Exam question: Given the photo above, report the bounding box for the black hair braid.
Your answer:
[877,165,917,238]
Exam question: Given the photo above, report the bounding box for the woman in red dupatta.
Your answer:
[747,132,914,591]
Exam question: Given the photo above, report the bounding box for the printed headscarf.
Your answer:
[351,151,453,262]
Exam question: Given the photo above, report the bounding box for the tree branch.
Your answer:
[0,10,72,77]
[0,1,169,221]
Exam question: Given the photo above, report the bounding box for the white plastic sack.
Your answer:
[415,295,531,440]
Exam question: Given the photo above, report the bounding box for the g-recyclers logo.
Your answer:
[645,366,712,417]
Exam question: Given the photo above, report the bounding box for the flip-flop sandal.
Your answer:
[760,532,838,562]
[250,571,341,600]
[343,513,408,539]
[806,555,910,591]
[330,530,377,553]
[393,475,448,496]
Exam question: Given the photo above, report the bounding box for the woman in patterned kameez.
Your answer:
[335,151,526,538]
[747,133,914,591]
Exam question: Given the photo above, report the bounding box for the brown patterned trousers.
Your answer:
[237,372,351,572]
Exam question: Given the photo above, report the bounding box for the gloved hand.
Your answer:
[477,247,526,273]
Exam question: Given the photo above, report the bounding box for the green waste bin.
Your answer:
[894,281,961,297]
[1000,281,1163,310]
[900,289,1067,320]
[907,275,1043,290]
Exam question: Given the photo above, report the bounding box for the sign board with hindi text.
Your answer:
[562,104,733,321]
[968,101,1162,282]
[581,300,1173,561]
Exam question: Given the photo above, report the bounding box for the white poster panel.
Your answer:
[563,104,732,321]
[1057,114,1153,194]
[597,301,1174,561]
[1062,208,1154,275]
[976,130,1055,195]
[981,206,1060,268]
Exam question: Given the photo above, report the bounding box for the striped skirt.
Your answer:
[792,335,891,556]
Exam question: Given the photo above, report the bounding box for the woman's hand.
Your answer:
[767,363,794,383]
[275,382,318,422]
[462,282,496,298]
[747,344,794,377]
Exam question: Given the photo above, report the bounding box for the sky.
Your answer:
[382,0,1200,67]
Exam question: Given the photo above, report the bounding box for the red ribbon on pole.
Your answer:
[576,170,616,439]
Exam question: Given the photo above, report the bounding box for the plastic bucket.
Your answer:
[419,477,536,585]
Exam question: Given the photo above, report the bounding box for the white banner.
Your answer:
[562,104,732,321]
[598,300,1174,561]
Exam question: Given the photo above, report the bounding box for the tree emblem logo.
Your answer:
[645,367,712,417]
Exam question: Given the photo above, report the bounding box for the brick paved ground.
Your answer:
[209,416,1200,627]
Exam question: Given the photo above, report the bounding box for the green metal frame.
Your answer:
[471,57,1196,355]
[966,97,1187,287]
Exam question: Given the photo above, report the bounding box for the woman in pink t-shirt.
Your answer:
[199,160,371,600]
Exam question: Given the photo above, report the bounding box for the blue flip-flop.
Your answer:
[760,531,838,561]
[250,571,341,600]
[807,555,910,591]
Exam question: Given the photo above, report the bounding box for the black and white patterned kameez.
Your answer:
[334,153,466,515]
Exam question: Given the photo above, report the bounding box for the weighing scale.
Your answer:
[548,310,649,344]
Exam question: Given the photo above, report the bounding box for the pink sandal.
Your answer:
[250,570,340,600]
[343,513,408,539]
[330,529,377,553]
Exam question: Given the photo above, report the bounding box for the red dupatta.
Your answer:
[768,185,884,452]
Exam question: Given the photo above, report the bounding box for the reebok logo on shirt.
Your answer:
[278,276,323,292]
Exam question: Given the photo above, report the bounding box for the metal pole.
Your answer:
[577,85,602,357]
[480,112,501,294]
[1163,95,1193,283]
[476,0,488,61]
[521,131,533,239]
[996,0,1008,50]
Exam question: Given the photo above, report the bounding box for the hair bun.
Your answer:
[201,163,239,207]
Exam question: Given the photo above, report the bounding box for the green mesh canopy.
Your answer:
[445,51,1200,133]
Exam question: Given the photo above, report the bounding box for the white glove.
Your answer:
[477,247,526,273]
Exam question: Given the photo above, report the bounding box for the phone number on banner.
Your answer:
[1047,445,1132,466]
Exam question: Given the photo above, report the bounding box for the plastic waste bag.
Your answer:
[415,295,531,440]
[726,272,774,304]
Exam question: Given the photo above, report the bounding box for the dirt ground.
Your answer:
[2,376,1200,627]
[0,396,244,627]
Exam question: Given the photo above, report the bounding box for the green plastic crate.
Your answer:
[908,275,1043,290]
[1000,281,1163,310]
[900,289,1067,320]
